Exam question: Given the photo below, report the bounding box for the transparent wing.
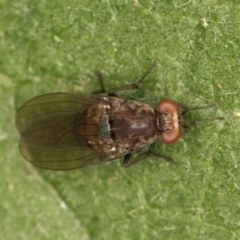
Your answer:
[15,93,117,170]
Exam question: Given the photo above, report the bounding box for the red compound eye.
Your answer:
[161,128,181,144]
[157,99,179,113]
[157,99,181,144]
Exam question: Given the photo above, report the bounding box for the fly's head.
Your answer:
[156,99,182,144]
[156,99,225,144]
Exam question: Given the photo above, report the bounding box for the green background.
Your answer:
[1,1,240,239]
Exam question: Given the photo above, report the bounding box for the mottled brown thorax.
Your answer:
[76,96,158,157]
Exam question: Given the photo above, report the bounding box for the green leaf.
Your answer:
[1,1,240,239]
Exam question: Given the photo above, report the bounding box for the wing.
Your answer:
[15,93,119,170]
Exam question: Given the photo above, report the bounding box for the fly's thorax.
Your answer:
[106,97,158,154]
[105,97,158,144]
[76,96,158,157]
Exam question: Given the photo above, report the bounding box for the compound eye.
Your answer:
[157,99,179,113]
[160,129,181,144]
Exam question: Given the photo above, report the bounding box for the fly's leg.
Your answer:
[178,102,225,130]
[108,60,157,96]
[178,102,218,117]
[181,117,225,130]
[150,152,175,164]
[92,60,157,96]
[123,147,175,167]
[92,70,106,94]
[123,153,132,167]
[123,152,151,167]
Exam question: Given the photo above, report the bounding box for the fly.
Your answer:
[15,61,224,170]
